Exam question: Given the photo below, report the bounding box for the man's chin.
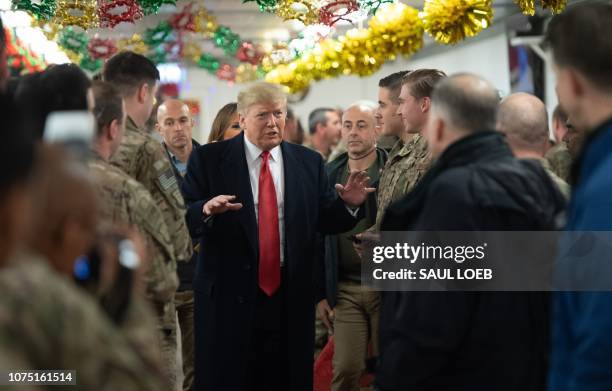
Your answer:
[260,138,282,150]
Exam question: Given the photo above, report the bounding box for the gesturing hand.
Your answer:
[203,195,243,216]
[335,170,375,208]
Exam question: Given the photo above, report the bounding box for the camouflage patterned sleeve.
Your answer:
[140,138,193,263]
[111,130,192,264]
[124,179,179,308]
[0,257,168,391]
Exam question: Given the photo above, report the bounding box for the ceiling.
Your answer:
[96,0,528,44]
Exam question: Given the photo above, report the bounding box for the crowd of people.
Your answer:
[0,1,611,390]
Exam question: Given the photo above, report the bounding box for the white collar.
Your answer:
[244,135,282,165]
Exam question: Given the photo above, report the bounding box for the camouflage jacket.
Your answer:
[89,153,178,326]
[372,134,432,231]
[110,117,192,263]
[539,157,571,200]
[0,253,168,391]
[545,142,572,183]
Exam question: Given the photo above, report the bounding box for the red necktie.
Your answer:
[258,151,280,296]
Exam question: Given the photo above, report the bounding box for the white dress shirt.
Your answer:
[244,137,286,266]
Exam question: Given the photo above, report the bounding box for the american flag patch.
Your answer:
[158,168,178,191]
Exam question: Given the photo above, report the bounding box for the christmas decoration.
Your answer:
[170,2,196,31]
[275,0,319,25]
[57,27,89,54]
[216,63,236,82]
[98,0,143,28]
[358,0,393,15]
[541,0,567,14]
[12,0,57,21]
[87,37,117,59]
[213,26,240,56]
[54,0,99,29]
[242,0,277,13]
[116,33,148,54]
[137,0,176,15]
[197,53,220,73]
[236,41,264,65]
[319,0,359,26]
[421,0,494,45]
[143,21,173,46]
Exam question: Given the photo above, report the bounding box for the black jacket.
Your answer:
[320,147,387,306]
[163,139,200,291]
[377,131,566,391]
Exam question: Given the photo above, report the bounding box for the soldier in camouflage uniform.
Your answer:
[0,252,168,391]
[545,105,572,182]
[89,81,181,387]
[0,111,166,391]
[361,70,445,238]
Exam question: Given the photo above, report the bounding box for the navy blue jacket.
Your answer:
[181,133,361,391]
[549,118,612,391]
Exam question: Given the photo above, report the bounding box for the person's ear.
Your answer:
[435,117,445,142]
[569,69,586,99]
[109,119,120,141]
[137,83,148,104]
[239,111,246,129]
[155,121,162,133]
[421,97,431,113]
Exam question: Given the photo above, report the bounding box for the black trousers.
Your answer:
[245,272,289,391]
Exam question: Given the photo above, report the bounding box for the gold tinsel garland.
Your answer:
[421,0,494,45]
[116,34,148,55]
[266,2,423,93]
[53,0,99,30]
[275,0,320,25]
[514,0,535,16]
[541,0,567,14]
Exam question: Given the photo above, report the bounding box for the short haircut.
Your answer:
[91,81,123,137]
[208,102,238,143]
[544,1,612,93]
[379,70,411,104]
[552,105,568,124]
[237,82,286,116]
[308,107,334,135]
[103,51,160,98]
[402,69,447,99]
[432,73,499,132]
[498,94,548,149]
[14,64,91,138]
[0,91,35,199]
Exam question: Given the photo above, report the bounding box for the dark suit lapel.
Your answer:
[220,133,258,256]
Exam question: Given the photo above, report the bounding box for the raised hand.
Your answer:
[203,195,243,216]
[334,170,375,207]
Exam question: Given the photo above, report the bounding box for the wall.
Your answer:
[181,24,511,142]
